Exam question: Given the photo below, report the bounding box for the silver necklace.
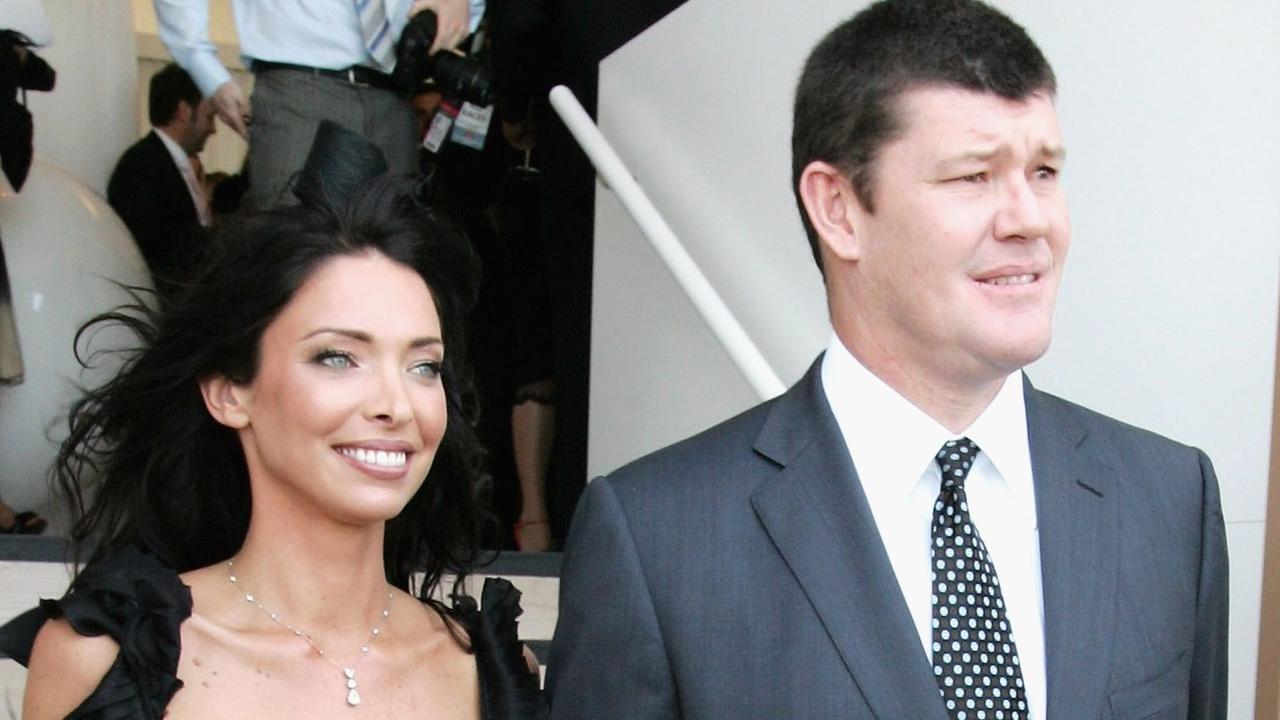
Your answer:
[226,560,393,707]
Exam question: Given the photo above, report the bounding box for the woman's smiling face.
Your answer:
[223,250,448,526]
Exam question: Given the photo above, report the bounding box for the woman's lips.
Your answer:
[333,443,415,479]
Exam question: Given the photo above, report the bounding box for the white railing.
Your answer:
[548,85,786,401]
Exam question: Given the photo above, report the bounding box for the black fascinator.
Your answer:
[292,120,389,209]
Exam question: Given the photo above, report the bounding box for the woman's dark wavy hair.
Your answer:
[56,173,490,604]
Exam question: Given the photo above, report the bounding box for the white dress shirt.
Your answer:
[820,335,1047,719]
[154,128,211,227]
[154,0,488,97]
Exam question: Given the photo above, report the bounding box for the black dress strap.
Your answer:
[456,577,549,720]
[0,545,191,719]
[1,551,546,719]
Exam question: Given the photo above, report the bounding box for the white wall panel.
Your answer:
[1017,0,1280,528]
[589,189,758,476]
[591,0,1280,716]
[22,0,139,195]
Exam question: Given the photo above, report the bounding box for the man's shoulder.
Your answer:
[108,135,177,195]
[602,396,779,497]
[1029,384,1206,465]
[115,132,172,170]
[120,132,166,162]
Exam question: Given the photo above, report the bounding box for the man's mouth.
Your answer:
[978,273,1038,287]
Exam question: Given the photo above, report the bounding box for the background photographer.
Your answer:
[0,28,55,386]
[154,0,484,209]
[411,0,561,551]
[0,27,55,533]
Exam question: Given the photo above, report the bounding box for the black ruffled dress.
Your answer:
[0,546,547,719]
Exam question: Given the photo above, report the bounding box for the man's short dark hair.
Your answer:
[791,0,1056,270]
[148,63,202,127]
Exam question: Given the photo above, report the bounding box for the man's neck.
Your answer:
[154,124,189,157]
[834,330,1008,434]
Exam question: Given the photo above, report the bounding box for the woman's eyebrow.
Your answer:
[299,328,443,349]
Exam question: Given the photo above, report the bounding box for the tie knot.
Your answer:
[935,437,979,490]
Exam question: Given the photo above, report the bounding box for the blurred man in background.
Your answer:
[108,63,214,295]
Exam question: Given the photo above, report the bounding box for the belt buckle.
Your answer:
[346,67,370,88]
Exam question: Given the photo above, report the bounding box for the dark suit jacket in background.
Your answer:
[106,130,200,290]
[547,360,1228,719]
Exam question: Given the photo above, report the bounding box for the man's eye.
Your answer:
[955,172,987,183]
[410,360,442,378]
[312,349,355,369]
[1034,165,1059,180]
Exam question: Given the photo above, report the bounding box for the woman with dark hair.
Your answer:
[0,125,546,719]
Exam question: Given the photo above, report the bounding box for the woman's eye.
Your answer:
[312,349,355,369]
[410,360,442,378]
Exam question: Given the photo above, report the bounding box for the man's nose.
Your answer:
[994,175,1052,241]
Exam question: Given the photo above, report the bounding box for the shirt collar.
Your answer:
[819,334,1036,525]
[964,365,1036,526]
[154,127,192,175]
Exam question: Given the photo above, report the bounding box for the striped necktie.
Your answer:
[356,0,396,73]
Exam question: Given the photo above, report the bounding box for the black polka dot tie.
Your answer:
[930,438,1028,720]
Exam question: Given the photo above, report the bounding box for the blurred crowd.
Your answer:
[2,0,577,551]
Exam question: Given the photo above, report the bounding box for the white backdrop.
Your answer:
[20,1,139,195]
[588,1,1280,717]
[0,1,142,523]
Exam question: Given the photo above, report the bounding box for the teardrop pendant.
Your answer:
[343,667,359,706]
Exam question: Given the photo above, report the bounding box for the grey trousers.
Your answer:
[245,68,419,210]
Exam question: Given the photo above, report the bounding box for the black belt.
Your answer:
[251,60,397,91]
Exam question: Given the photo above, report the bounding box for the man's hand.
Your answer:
[410,0,470,54]
[212,81,251,139]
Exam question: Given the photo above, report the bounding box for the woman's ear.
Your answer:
[798,160,864,264]
[199,375,251,429]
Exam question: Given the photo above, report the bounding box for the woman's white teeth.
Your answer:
[340,447,407,468]
[983,273,1035,286]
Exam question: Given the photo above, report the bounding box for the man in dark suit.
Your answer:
[108,63,215,293]
[546,1,1228,718]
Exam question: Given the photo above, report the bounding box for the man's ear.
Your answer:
[799,160,864,264]
[199,375,251,429]
[174,100,193,126]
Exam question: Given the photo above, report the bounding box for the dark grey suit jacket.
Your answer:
[547,360,1228,719]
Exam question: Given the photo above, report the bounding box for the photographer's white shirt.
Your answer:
[154,0,486,97]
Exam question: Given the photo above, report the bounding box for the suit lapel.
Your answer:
[750,362,949,720]
[1024,376,1120,720]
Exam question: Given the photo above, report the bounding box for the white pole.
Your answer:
[548,85,786,401]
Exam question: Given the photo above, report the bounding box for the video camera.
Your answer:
[1,29,56,191]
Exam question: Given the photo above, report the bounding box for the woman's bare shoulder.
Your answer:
[23,617,120,720]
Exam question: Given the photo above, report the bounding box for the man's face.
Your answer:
[180,98,217,156]
[843,86,1069,388]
